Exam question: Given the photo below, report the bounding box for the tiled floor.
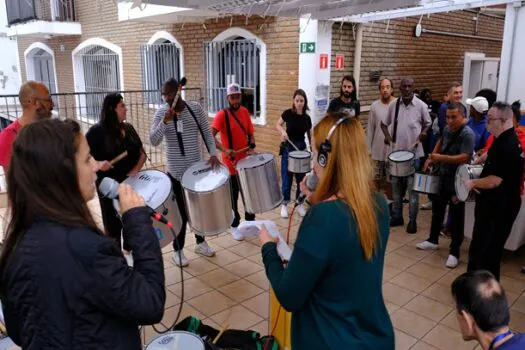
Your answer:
[1,196,525,350]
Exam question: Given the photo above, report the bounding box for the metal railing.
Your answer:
[0,88,204,170]
[6,0,76,26]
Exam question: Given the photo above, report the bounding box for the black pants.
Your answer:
[230,174,255,227]
[168,173,205,252]
[427,189,465,259]
[468,197,521,281]
[98,193,132,251]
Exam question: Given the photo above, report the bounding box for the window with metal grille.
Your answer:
[205,38,260,118]
[140,41,180,105]
[31,49,58,105]
[76,45,120,118]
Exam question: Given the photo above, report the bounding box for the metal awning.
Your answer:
[117,0,514,22]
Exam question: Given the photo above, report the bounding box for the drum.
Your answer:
[182,161,233,236]
[288,151,311,173]
[413,172,441,194]
[387,150,416,177]
[146,331,205,350]
[455,164,484,202]
[236,153,283,214]
[113,170,182,248]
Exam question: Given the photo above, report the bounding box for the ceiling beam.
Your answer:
[312,0,419,20]
[334,0,517,23]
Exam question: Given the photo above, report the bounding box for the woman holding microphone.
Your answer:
[0,119,165,349]
[260,112,394,349]
[86,93,146,253]
[276,89,312,218]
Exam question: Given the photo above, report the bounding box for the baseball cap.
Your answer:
[466,96,489,113]
[227,83,242,96]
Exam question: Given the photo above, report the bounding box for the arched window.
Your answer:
[24,43,58,102]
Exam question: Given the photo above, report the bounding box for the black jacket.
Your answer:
[1,207,165,349]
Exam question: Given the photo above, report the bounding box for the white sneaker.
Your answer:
[194,241,215,257]
[416,241,439,250]
[123,251,134,267]
[231,227,244,241]
[446,255,459,269]
[296,204,306,217]
[420,201,433,210]
[172,250,189,267]
[280,204,289,218]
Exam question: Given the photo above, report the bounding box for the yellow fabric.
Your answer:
[270,288,292,349]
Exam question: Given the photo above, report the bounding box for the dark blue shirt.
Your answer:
[499,333,525,349]
[467,117,490,151]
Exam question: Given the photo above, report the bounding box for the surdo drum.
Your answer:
[455,164,484,202]
[287,150,312,173]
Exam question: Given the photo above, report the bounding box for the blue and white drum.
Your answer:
[113,170,182,248]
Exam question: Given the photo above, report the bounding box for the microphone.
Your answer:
[98,177,172,227]
[296,172,319,204]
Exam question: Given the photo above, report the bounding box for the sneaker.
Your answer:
[296,204,307,217]
[280,204,289,218]
[194,241,215,257]
[416,241,439,250]
[420,201,433,210]
[406,220,417,234]
[231,227,244,241]
[446,255,459,269]
[172,250,189,267]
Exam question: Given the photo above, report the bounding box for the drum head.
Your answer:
[455,165,470,201]
[388,151,414,162]
[146,331,204,350]
[113,170,171,211]
[182,161,229,192]
[236,153,274,169]
[289,151,311,159]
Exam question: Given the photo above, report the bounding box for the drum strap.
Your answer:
[224,108,250,148]
[186,103,210,153]
[172,116,186,157]
[392,98,401,143]
[172,103,211,156]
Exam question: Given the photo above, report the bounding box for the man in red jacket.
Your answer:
[0,81,53,171]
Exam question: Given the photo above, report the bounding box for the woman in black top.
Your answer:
[86,93,146,252]
[0,119,164,349]
[276,89,312,218]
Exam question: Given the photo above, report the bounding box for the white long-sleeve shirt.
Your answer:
[368,99,394,161]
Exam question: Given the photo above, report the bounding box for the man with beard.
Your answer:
[0,81,54,170]
[368,78,395,201]
[381,77,431,234]
[327,75,360,119]
[150,78,220,267]
[212,83,256,241]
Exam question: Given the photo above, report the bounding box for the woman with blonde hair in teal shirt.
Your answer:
[259,112,394,349]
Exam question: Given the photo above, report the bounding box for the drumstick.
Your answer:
[212,323,229,344]
[0,321,6,335]
[109,151,128,166]
[287,139,300,152]
[459,177,481,194]
[170,77,187,112]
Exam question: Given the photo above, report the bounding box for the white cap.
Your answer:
[226,83,242,96]
[466,96,489,113]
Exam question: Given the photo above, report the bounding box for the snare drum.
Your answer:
[182,161,233,236]
[146,331,205,350]
[387,150,416,177]
[455,164,484,202]
[413,172,441,194]
[113,170,182,248]
[236,153,283,214]
[288,151,311,173]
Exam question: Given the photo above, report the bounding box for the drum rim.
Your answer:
[115,169,172,211]
[288,150,311,159]
[236,152,274,170]
[455,165,472,201]
[388,150,415,162]
[146,330,205,349]
[182,161,230,192]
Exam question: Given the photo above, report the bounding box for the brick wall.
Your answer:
[16,1,300,162]
[331,10,504,119]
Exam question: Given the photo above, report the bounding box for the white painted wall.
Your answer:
[0,0,22,95]
[498,2,525,103]
[298,18,333,125]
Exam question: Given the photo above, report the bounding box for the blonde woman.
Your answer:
[259,112,394,349]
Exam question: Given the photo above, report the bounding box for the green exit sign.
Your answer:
[300,42,315,53]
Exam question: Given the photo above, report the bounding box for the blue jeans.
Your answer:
[281,141,307,205]
[391,159,420,222]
